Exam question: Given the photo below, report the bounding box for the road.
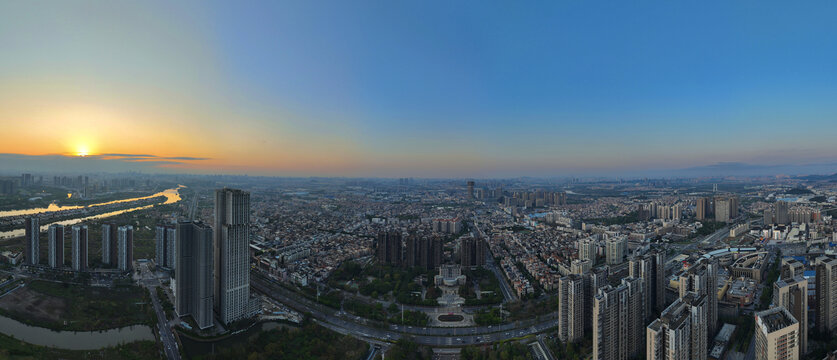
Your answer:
[251,273,559,346]
[536,334,556,360]
[666,225,730,263]
[472,214,518,302]
[140,262,180,360]
[149,286,181,360]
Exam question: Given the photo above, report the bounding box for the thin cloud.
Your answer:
[0,152,210,174]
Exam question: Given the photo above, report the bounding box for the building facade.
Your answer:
[48,224,64,268]
[558,274,584,343]
[118,225,133,271]
[815,256,837,334]
[629,250,665,320]
[376,231,403,266]
[773,276,807,354]
[647,293,708,360]
[754,307,799,360]
[102,223,117,266]
[71,225,88,271]
[156,224,176,269]
[25,217,39,265]
[593,277,644,360]
[678,258,719,340]
[214,188,251,325]
[176,221,214,329]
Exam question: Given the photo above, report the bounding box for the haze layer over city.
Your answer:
[1,2,836,360]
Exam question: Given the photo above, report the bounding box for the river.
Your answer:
[0,186,183,239]
[0,314,155,350]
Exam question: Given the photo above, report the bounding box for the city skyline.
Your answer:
[3,1,837,177]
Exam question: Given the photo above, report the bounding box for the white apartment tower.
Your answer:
[214,188,251,325]
[558,274,584,343]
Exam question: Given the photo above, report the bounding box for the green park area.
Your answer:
[0,280,154,331]
[381,338,534,360]
[329,261,503,307]
[342,299,430,326]
[0,333,160,360]
[329,262,439,306]
[186,320,369,360]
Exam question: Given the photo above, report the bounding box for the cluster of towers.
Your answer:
[375,231,443,270]
[24,217,133,272]
[170,188,253,329]
[763,201,821,226]
[695,195,740,223]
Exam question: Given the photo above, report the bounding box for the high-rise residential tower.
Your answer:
[647,292,708,360]
[578,238,597,265]
[376,231,403,266]
[460,236,487,267]
[71,225,88,271]
[156,224,176,269]
[773,276,807,354]
[583,267,608,332]
[214,188,251,325]
[176,221,214,329]
[678,258,719,339]
[118,225,133,271]
[605,236,626,265]
[815,256,837,334]
[25,217,39,265]
[102,223,118,266]
[48,224,64,268]
[593,277,645,360]
[754,307,800,360]
[558,274,584,343]
[629,250,666,320]
[715,197,731,222]
[696,197,709,221]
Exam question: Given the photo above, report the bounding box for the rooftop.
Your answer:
[756,307,797,333]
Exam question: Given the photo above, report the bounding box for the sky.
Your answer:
[2,1,837,178]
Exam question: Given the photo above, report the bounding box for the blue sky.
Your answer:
[2,1,837,177]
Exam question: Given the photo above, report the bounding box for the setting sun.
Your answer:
[76,145,90,157]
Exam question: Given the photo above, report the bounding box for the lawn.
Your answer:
[0,280,154,331]
[0,333,161,360]
[187,321,369,360]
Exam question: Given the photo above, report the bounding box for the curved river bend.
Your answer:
[0,187,183,239]
[0,314,155,350]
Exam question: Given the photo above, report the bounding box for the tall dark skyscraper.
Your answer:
[629,250,665,320]
[460,236,486,267]
[176,221,214,329]
[48,224,64,268]
[156,224,176,269]
[118,225,133,271]
[102,223,118,266]
[376,231,403,266]
[696,197,709,221]
[214,188,251,325]
[678,257,719,340]
[404,235,442,270]
[71,225,88,271]
[467,180,475,199]
[25,217,39,265]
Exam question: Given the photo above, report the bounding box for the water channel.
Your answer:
[0,186,183,239]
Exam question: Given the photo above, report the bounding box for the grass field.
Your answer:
[0,280,154,331]
[0,332,160,360]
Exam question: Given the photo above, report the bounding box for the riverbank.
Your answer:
[0,331,159,358]
[0,314,156,351]
[0,280,155,332]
